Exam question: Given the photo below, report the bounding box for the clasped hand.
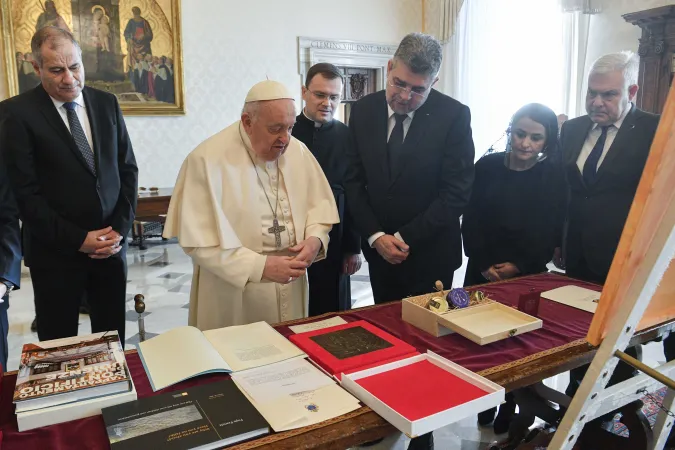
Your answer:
[374,234,409,264]
[79,226,122,259]
[262,237,322,284]
[482,262,520,282]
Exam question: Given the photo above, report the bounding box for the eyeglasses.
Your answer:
[388,79,429,99]
[307,89,341,103]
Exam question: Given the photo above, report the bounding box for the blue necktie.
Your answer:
[63,102,96,175]
[582,125,610,185]
[388,113,407,175]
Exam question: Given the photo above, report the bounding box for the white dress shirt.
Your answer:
[367,106,416,248]
[387,105,415,141]
[576,104,632,173]
[50,94,94,151]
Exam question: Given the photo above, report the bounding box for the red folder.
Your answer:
[289,320,419,378]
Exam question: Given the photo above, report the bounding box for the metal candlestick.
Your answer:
[134,294,146,342]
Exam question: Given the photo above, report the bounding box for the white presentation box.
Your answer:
[340,351,505,438]
[437,302,543,345]
[402,295,542,344]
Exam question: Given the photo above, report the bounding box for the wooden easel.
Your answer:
[546,81,675,449]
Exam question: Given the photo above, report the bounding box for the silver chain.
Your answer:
[239,124,280,220]
[637,388,675,419]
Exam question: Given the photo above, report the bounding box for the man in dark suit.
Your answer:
[345,32,474,450]
[560,50,659,285]
[0,26,138,344]
[345,32,475,304]
[292,63,361,315]
[560,51,659,429]
[0,159,21,371]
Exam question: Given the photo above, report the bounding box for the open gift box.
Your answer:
[402,292,542,344]
[340,351,505,437]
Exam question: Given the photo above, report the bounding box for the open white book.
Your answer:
[138,321,305,391]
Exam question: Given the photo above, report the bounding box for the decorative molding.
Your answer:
[349,73,367,100]
[297,36,396,95]
[638,42,650,57]
[302,37,397,55]
[559,0,601,14]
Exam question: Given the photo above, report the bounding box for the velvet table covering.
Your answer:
[0,273,597,449]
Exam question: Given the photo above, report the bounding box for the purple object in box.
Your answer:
[447,288,470,308]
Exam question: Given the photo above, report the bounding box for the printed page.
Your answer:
[541,285,601,313]
[231,358,333,404]
[204,321,305,372]
[288,316,348,334]
[238,383,360,432]
[138,326,231,391]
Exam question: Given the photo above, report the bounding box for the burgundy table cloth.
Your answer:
[0,273,597,450]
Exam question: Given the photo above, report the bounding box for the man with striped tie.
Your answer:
[0,26,138,343]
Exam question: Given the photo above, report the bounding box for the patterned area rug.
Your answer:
[613,386,667,437]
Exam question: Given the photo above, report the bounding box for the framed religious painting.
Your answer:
[0,0,184,115]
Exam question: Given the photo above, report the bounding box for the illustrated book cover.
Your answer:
[14,331,131,412]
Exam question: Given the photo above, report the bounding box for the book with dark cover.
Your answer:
[13,332,131,412]
[289,320,419,378]
[102,379,269,450]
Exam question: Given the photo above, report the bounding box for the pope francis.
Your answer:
[163,80,339,330]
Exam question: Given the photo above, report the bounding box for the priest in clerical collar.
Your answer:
[292,63,362,316]
[163,80,339,330]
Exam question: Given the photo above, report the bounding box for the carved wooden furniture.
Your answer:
[624,6,675,114]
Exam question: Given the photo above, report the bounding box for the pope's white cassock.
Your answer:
[163,81,339,330]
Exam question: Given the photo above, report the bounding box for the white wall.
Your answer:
[578,0,674,109]
[586,0,672,71]
[0,0,421,187]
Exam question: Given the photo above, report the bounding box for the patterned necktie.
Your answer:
[388,113,407,175]
[582,125,610,185]
[63,102,96,175]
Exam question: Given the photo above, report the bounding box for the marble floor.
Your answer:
[5,238,668,449]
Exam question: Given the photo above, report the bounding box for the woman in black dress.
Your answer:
[463,103,565,287]
[462,103,566,433]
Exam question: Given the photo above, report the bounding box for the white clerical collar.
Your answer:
[387,104,414,121]
[591,102,632,131]
[302,109,322,128]
[50,93,85,111]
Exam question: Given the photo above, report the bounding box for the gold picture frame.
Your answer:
[1,0,184,116]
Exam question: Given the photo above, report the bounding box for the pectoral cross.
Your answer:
[268,218,286,248]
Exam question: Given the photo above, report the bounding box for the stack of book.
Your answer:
[14,331,137,431]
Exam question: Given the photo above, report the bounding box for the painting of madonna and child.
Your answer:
[2,0,184,115]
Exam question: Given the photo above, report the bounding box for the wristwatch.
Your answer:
[0,280,13,295]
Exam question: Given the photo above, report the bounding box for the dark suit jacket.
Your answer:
[561,106,660,279]
[345,89,475,280]
[0,85,138,268]
[0,158,21,295]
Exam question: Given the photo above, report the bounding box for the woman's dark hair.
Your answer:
[507,103,559,161]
